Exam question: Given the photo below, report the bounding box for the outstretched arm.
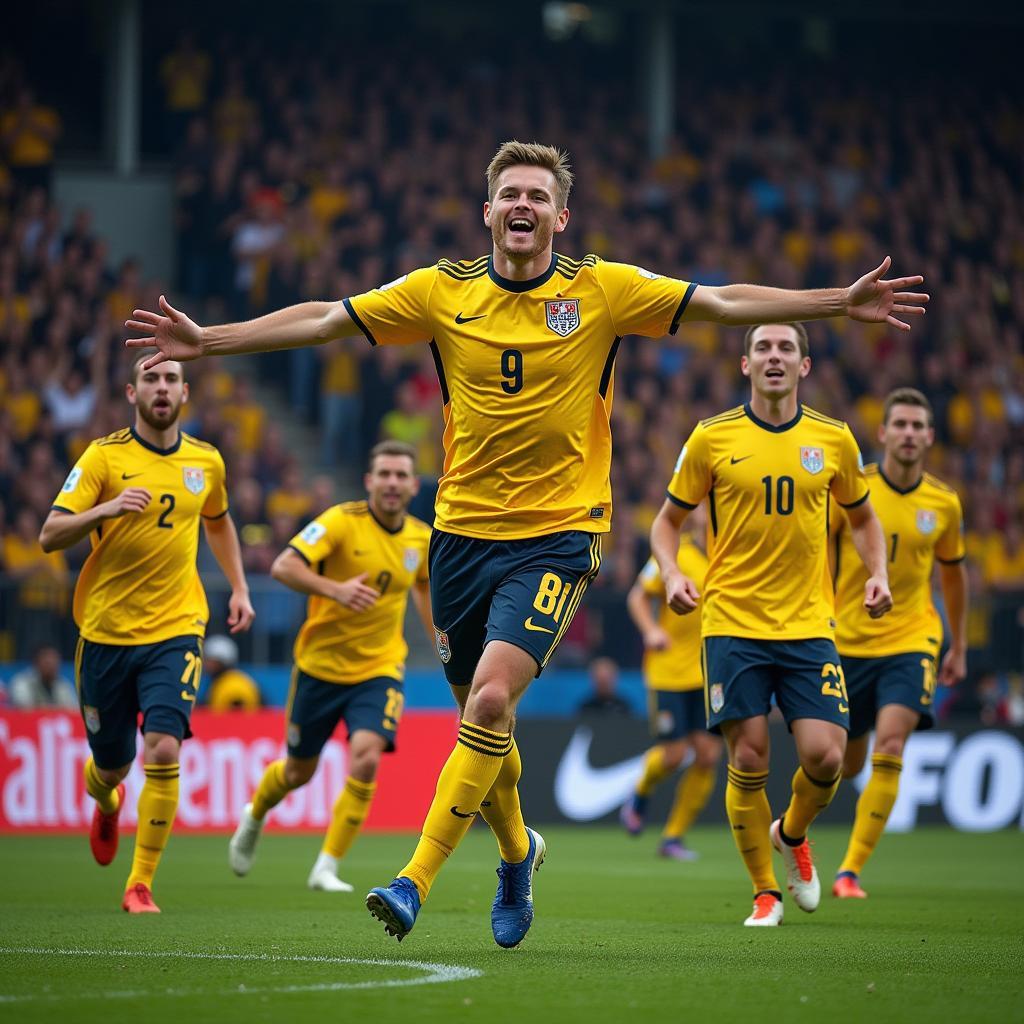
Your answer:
[685,257,928,333]
[844,500,893,618]
[125,295,359,370]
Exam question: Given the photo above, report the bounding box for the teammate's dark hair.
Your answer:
[883,387,934,427]
[368,439,417,472]
[487,141,574,210]
[743,323,809,359]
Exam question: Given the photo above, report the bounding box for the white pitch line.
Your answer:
[0,947,482,1002]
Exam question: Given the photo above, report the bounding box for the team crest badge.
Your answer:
[800,446,825,475]
[403,548,420,573]
[709,684,724,714]
[287,722,301,748]
[545,298,581,337]
[435,628,452,664]
[183,467,206,494]
[916,509,937,535]
[84,705,101,735]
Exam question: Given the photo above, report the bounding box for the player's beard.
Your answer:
[492,219,553,265]
[136,395,182,431]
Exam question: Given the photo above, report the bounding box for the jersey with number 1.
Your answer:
[51,427,228,645]
[666,404,868,641]
[344,254,695,540]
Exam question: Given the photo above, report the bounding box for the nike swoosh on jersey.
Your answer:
[553,726,693,820]
[524,617,555,634]
[121,472,144,479]
[450,806,477,819]
[729,455,753,465]
[454,312,487,324]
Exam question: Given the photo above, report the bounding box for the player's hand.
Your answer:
[642,626,671,651]
[227,590,255,634]
[664,571,700,615]
[333,573,381,612]
[938,647,967,687]
[125,295,204,369]
[102,487,151,518]
[846,257,929,332]
[863,575,893,618]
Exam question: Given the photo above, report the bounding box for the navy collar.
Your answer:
[487,253,558,293]
[743,402,803,434]
[131,425,182,455]
[878,465,923,495]
[368,502,405,536]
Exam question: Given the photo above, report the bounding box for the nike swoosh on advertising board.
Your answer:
[554,726,694,821]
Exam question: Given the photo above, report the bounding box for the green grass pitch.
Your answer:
[0,826,1020,1023]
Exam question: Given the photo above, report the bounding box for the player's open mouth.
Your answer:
[507,218,534,234]
[765,369,785,378]
[153,400,171,411]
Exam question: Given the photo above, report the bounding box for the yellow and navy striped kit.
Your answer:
[667,404,868,642]
[51,427,228,644]
[344,254,695,540]
[833,464,965,657]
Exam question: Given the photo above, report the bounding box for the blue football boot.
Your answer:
[491,827,546,948]
[366,877,421,942]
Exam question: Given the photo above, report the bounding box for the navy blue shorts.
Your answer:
[701,636,850,734]
[841,652,937,739]
[285,669,404,758]
[75,634,202,770]
[429,529,603,686]
[648,688,707,740]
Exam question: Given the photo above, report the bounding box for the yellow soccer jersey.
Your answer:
[344,254,695,540]
[52,428,228,645]
[288,501,431,684]
[638,534,708,692]
[667,404,868,641]
[833,465,965,657]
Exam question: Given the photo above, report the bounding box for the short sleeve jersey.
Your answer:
[638,534,709,692]
[287,501,431,684]
[51,428,228,645]
[833,465,965,657]
[344,255,695,540]
[667,404,869,641]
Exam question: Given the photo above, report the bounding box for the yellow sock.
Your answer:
[126,764,179,890]
[479,737,529,862]
[323,776,377,860]
[838,753,903,876]
[84,757,120,815]
[663,764,716,840]
[781,766,841,841]
[725,766,779,895]
[635,746,672,798]
[251,759,295,820]
[399,721,511,901]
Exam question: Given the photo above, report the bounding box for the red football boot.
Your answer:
[90,783,126,866]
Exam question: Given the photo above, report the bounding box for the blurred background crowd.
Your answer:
[0,7,1021,721]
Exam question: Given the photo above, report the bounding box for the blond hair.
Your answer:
[486,140,574,211]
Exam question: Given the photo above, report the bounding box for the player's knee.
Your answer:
[662,742,687,771]
[807,745,844,780]
[284,758,317,787]
[142,733,181,765]
[730,742,768,774]
[695,743,722,771]
[348,749,381,783]
[464,682,513,730]
[873,733,907,758]
[98,763,131,787]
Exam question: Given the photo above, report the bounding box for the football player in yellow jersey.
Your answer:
[126,140,927,945]
[621,503,723,859]
[227,441,433,893]
[831,388,967,899]
[651,324,893,927]
[39,357,254,913]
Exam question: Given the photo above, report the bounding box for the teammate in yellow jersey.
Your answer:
[227,441,433,893]
[39,357,254,913]
[651,323,893,927]
[830,388,967,899]
[126,140,927,946]
[621,503,722,859]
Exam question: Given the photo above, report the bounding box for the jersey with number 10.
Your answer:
[344,254,695,540]
[667,404,868,641]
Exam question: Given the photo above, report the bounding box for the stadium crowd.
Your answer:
[0,32,1021,718]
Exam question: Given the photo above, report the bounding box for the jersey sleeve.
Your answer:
[831,426,870,508]
[51,443,106,514]
[936,493,967,563]
[201,450,230,519]
[595,261,697,338]
[666,423,712,508]
[288,507,347,565]
[639,556,663,595]
[342,266,435,347]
